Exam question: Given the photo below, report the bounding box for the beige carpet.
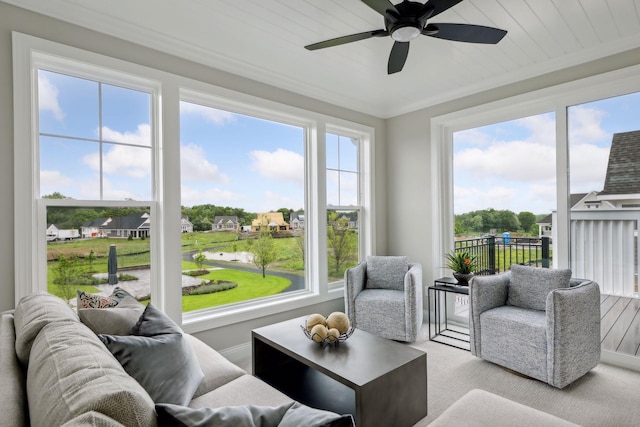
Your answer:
[408,328,640,426]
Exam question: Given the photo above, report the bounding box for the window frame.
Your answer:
[13,32,375,332]
[430,63,640,287]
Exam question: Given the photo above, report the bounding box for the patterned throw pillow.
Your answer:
[77,287,133,309]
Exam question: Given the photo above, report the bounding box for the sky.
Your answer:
[37,69,359,213]
[453,91,640,215]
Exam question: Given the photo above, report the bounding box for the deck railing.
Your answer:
[454,236,551,275]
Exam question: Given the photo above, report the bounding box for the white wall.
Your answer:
[0,2,386,349]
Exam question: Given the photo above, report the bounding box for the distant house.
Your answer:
[46,224,59,241]
[102,212,151,239]
[537,130,640,237]
[181,216,194,233]
[290,212,305,230]
[81,217,111,238]
[332,211,359,230]
[212,216,240,232]
[251,212,289,232]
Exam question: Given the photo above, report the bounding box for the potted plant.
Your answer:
[445,250,478,285]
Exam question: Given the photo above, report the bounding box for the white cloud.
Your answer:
[259,190,300,212]
[40,170,73,195]
[455,141,556,183]
[569,106,609,144]
[84,125,152,178]
[514,114,556,147]
[38,74,64,121]
[454,127,493,147]
[181,143,230,183]
[250,148,304,184]
[180,102,236,124]
[569,143,610,192]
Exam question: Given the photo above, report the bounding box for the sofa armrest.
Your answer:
[403,263,423,341]
[344,261,367,326]
[468,272,510,356]
[546,281,601,388]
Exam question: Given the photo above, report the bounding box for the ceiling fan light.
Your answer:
[391,25,421,42]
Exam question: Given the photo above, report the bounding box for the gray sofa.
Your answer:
[0,292,333,426]
[469,265,601,389]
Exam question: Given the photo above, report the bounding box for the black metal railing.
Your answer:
[454,236,551,276]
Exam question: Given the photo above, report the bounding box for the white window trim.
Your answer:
[430,63,640,287]
[13,32,375,332]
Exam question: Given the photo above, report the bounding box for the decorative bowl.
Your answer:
[300,324,354,346]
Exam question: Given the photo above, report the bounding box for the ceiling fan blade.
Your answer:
[361,0,400,18]
[388,41,410,74]
[305,29,388,51]
[424,0,465,18]
[424,23,507,44]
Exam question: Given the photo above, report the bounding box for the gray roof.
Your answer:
[81,217,109,228]
[537,193,588,224]
[600,130,640,195]
[102,212,149,230]
[213,216,239,224]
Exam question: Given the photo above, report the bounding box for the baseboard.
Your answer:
[600,349,640,372]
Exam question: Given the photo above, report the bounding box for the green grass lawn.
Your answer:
[181,267,291,311]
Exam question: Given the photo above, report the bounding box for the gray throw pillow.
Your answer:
[365,256,409,291]
[507,264,572,311]
[78,296,145,335]
[99,303,204,406]
[155,401,355,427]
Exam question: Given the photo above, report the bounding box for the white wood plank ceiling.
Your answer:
[5,0,640,118]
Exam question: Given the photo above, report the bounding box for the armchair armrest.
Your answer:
[468,272,510,356]
[344,261,367,327]
[404,263,423,342]
[546,281,601,388]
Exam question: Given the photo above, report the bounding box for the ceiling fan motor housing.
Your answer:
[385,1,434,41]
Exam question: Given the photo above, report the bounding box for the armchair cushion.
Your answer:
[508,264,571,311]
[365,256,408,291]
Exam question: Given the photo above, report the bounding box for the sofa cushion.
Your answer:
[27,320,155,427]
[61,411,128,427]
[156,401,354,427]
[0,312,27,427]
[77,286,133,309]
[185,334,246,399]
[78,296,145,335]
[14,292,79,366]
[507,264,571,311]
[99,304,204,406]
[365,256,408,291]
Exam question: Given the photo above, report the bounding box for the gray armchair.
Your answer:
[344,256,423,342]
[469,264,601,388]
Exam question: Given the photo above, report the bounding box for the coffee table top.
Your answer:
[252,316,426,387]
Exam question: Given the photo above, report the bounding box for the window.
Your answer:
[179,100,306,312]
[14,33,374,328]
[326,132,362,284]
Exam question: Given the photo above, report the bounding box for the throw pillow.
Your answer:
[78,296,145,335]
[76,286,133,309]
[365,256,409,291]
[99,303,204,405]
[507,264,572,311]
[155,402,355,427]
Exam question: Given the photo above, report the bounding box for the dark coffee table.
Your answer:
[252,317,427,427]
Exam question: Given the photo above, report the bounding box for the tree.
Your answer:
[518,211,537,234]
[54,254,82,303]
[327,212,357,275]
[296,233,305,261]
[252,228,277,278]
[86,249,96,273]
[194,249,207,271]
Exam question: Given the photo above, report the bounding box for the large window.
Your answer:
[179,101,306,313]
[13,33,374,328]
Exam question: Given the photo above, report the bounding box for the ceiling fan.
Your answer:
[304,0,507,74]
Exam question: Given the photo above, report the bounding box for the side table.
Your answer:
[428,277,470,351]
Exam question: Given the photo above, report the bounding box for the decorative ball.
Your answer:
[326,312,350,334]
[310,324,328,343]
[327,328,340,342]
[306,313,326,332]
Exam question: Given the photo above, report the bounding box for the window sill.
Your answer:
[181,287,345,334]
